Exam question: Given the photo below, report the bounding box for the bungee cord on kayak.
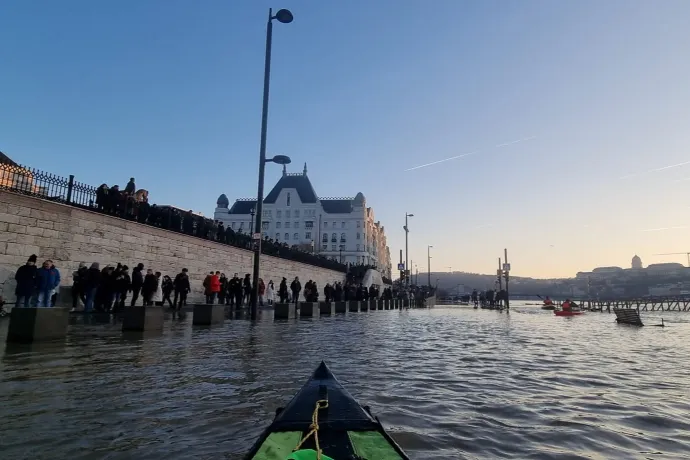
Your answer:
[291,399,330,460]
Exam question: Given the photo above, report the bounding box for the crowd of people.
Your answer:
[91,179,349,273]
[470,288,508,308]
[6,252,405,316]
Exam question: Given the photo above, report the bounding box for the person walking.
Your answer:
[83,262,101,312]
[152,272,163,306]
[14,254,38,308]
[290,277,302,304]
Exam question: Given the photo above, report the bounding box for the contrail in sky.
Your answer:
[404,151,479,172]
[619,160,690,180]
[495,136,537,148]
[641,226,690,232]
[404,136,536,172]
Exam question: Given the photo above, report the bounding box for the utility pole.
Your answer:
[503,248,510,309]
[497,257,503,291]
[427,245,433,288]
[404,213,413,287]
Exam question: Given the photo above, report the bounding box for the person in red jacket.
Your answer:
[208,271,221,304]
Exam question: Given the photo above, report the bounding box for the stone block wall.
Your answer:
[0,191,345,303]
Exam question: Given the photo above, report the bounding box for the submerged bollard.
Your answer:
[7,307,70,343]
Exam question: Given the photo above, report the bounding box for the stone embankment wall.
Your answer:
[0,191,345,304]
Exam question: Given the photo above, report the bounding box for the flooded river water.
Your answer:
[1,304,689,459]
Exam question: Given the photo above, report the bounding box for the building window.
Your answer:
[293,232,299,240]
[322,233,328,243]
[331,233,337,243]
[305,231,312,240]
[339,244,345,251]
[305,221,313,228]
[340,233,346,243]
[286,210,291,218]
[285,222,290,229]
[357,221,361,228]
[324,221,328,228]
[356,232,360,239]
[263,232,268,238]
[276,222,281,229]
[239,222,244,230]
[277,210,282,218]
[331,244,336,251]
[262,221,269,230]
[322,244,327,251]
[356,244,360,251]
[287,193,291,206]
[294,210,300,217]
[341,222,345,228]
[285,233,289,240]
[263,210,271,218]
[231,222,235,229]
[276,233,280,240]
[294,222,299,228]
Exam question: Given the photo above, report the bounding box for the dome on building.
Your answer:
[354,192,365,205]
[631,254,643,269]
[216,193,229,208]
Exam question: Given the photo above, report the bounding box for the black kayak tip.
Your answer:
[312,361,333,380]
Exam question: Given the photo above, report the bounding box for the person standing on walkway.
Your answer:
[71,262,87,311]
[114,265,131,312]
[36,259,60,307]
[83,262,101,312]
[130,263,144,306]
[14,254,38,308]
[266,280,275,306]
[209,271,221,304]
[279,277,288,303]
[290,277,302,304]
[142,269,158,306]
[173,268,190,309]
[243,274,252,306]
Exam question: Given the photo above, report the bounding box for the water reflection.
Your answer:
[1,305,689,459]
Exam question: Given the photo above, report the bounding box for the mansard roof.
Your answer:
[264,173,318,204]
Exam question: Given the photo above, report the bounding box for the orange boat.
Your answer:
[554,310,584,317]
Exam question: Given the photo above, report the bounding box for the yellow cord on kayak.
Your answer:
[293,399,329,459]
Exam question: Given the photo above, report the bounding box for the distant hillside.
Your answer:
[415,271,568,296]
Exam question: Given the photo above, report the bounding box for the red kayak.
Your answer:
[554,310,584,316]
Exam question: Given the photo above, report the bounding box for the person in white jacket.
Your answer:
[266,280,276,306]
[152,272,163,306]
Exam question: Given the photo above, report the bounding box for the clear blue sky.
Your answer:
[3,0,690,278]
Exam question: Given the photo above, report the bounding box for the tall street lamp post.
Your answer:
[404,213,413,286]
[427,245,433,288]
[251,7,294,320]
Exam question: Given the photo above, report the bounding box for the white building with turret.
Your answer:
[213,163,392,278]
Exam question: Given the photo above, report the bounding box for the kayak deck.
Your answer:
[245,361,409,460]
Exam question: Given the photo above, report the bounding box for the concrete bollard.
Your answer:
[300,302,319,317]
[360,301,369,312]
[334,301,347,313]
[274,303,296,319]
[122,306,164,332]
[369,300,378,311]
[378,299,385,310]
[192,304,225,325]
[6,307,70,343]
[348,301,360,312]
[319,302,335,315]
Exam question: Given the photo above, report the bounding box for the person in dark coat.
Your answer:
[130,263,145,306]
[114,265,131,312]
[242,274,252,306]
[14,254,38,308]
[290,277,301,304]
[229,273,243,308]
[173,268,191,310]
[83,262,101,312]
[142,269,158,306]
[124,177,136,195]
[36,260,60,307]
[279,277,288,303]
[162,275,174,307]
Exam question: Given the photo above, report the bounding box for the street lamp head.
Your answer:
[407,213,414,217]
[270,154,292,165]
[274,9,294,23]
